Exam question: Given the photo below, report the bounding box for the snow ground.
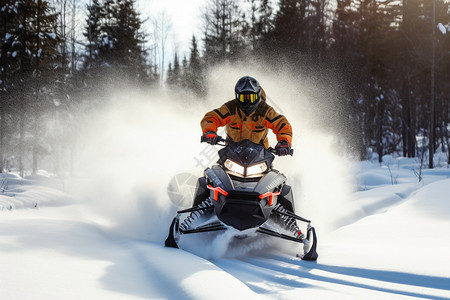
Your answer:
[1,86,450,299]
[1,155,450,300]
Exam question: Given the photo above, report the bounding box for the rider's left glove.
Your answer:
[275,140,291,156]
[203,131,220,145]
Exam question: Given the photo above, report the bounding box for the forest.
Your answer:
[0,0,449,176]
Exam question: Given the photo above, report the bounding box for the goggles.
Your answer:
[237,93,259,104]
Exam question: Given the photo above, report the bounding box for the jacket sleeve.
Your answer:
[200,103,232,134]
[264,107,293,146]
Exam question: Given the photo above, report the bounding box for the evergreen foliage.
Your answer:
[0,0,449,174]
[82,0,152,91]
[186,35,204,96]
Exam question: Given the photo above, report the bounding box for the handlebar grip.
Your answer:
[200,135,226,144]
[268,147,294,156]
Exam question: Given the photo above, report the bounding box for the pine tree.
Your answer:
[180,54,189,90]
[0,0,21,172]
[28,0,62,174]
[0,0,61,174]
[82,0,152,91]
[253,0,273,53]
[329,0,405,159]
[186,35,204,96]
[307,0,331,58]
[99,0,116,63]
[82,0,106,94]
[84,0,103,65]
[330,1,365,157]
[202,0,244,64]
[114,0,149,84]
[166,52,181,87]
[270,0,309,58]
[241,0,274,55]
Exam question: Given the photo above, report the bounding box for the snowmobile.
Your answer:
[165,137,318,261]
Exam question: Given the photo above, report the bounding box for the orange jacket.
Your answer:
[201,94,292,148]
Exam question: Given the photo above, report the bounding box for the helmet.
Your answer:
[234,76,262,116]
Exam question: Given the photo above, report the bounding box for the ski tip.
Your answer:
[164,238,179,248]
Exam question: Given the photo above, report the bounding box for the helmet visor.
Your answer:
[237,93,259,104]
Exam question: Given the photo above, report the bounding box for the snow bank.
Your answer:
[0,171,74,211]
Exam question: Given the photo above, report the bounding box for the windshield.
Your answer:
[218,139,275,168]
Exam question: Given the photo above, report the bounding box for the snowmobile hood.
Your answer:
[218,139,275,167]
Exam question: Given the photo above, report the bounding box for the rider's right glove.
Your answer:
[275,140,291,156]
[203,131,220,145]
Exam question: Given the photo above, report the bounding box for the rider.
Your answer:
[201,76,293,156]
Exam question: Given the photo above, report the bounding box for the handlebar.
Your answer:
[201,135,294,156]
[268,146,294,156]
[200,135,227,145]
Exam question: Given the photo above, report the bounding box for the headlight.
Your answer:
[224,159,245,176]
[246,162,268,176]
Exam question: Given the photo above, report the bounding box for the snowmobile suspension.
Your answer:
[178,199,214,232]
[273,204,304,239]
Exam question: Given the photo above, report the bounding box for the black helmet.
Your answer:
[235,76,262,116]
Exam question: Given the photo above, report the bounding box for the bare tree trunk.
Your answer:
[71,0,76,75]
[221,2,226,55]
[0,13,5,173]
[18,10,26,178]
[446,98,450,165]
[154,11,171,86]
[0,106,4,173]
[401,0,416,158]
[32,144,38,175]
[377,96,384,163]
[429,0,436,168]
[409,91,416,158]
[31,0,43,176]
[406,56,416,158]
[19,93,25,178]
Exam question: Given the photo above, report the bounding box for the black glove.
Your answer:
[202,131,220,145]
[275,140,291,156]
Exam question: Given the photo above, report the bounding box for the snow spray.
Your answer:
[75,60,356,253]
[74,89,207,242]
